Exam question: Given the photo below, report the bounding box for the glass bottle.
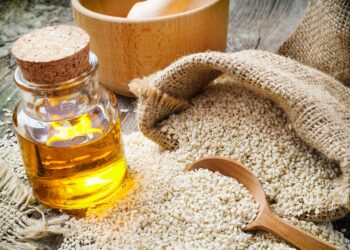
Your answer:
[12,52,128,210]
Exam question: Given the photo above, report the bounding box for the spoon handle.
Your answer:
[246,208,338,250]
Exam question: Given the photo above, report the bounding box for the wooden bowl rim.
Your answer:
[71,0,222,23]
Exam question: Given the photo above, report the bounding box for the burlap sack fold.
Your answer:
[278,0,350,85]
[130,50,350,222]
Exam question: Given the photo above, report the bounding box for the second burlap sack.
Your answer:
[130,50,350,222]
[278,0,350,85]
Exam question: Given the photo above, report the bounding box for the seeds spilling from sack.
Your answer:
[56,80,349,249]
[161,79,341,219]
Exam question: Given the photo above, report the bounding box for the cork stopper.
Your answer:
[12,25,90,84]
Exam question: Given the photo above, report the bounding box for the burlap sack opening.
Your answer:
[130,50,350,222]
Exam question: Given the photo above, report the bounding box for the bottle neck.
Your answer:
[14,52,101,122]
[19,74,101,121]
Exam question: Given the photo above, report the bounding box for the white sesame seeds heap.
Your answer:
[59,80,349,249]
[1,79,349,249]
[161,80,341,219]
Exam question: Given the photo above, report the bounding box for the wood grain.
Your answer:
[227,0,308,52]
[187,156,338,250]
[72,0,229,96]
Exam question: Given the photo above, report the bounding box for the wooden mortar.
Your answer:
[71,0,229,97]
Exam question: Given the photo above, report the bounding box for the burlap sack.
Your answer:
[278,0,350,85]
[130,50,350,222]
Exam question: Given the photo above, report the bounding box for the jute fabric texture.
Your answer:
[0,160,68,249]
[278,0,350,85]
[130,50,350,222]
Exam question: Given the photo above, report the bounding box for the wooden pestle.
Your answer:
[127,0,199,19]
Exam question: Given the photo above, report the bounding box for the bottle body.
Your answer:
[12,53,128,210]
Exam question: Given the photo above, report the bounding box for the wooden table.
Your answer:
[0,0,348,248]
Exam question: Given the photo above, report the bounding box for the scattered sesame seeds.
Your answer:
[2,108,12,118]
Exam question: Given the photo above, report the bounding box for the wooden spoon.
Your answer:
[185,156,338,250]
[127,0,199,19]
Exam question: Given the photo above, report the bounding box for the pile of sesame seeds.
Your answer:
[58,80,349,249]
[1,80,349,249]
[161,79,342,219]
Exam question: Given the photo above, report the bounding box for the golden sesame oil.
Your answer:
[14,109,128,210]
[12,50,130,211]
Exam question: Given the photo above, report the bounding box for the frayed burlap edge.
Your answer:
[0,160,69,250]
[130,50,350,222]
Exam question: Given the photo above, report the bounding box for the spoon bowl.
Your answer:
[185,156,337,250]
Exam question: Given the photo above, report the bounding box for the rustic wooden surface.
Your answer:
[0,0,349,248]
